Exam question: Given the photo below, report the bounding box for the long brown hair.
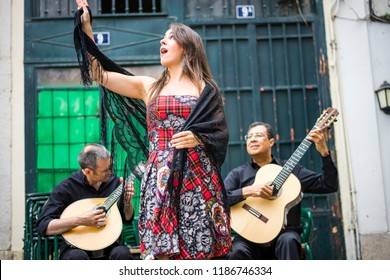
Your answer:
[148,23,218,103]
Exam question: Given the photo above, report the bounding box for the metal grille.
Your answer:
[186,0,316,20]
[32,0,163,18]
[23,193,60,260]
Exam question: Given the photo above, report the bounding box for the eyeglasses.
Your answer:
[244,133,267,141]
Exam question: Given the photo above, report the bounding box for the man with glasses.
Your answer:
[37,143,136,260]
[224,122,339,260]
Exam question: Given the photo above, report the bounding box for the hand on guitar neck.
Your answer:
[306,128,330,157]
[122,176,135,221]
[122,161,146,221]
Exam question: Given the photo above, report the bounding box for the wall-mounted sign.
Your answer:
[236,5,255,19]
[93,32,110,45]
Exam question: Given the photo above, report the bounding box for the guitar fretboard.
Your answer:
[102,162,146,211]
[272,126,318,192]
[104,184,124,210]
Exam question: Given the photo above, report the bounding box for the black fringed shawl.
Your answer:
[73,8,229,208]
[74,7,148,180]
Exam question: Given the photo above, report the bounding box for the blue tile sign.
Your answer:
[93,32,110,45]
[236,5,255,19]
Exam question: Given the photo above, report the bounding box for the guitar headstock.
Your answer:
[315,107,339,130]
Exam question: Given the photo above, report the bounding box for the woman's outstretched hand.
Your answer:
[76,0,90,23]
[76,0,88,9]
[76,0,94,41]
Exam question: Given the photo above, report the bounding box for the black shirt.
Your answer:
[224,155,339,230]
[36,170,132,249]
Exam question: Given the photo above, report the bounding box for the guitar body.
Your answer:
[61,198,123,251]
[230,163,302,245]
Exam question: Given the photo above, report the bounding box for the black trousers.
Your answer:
[60,243,134,260]
[226,230,301,260]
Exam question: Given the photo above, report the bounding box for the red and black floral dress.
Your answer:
[138,95,231,260]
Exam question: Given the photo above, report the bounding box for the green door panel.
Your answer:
[36,88,100,193]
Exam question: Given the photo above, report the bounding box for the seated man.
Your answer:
[37,143,135,260]
[224,122,339,260]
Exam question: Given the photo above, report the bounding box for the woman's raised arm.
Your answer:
[76,0,155,102]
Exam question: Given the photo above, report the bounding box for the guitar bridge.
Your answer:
[242,203,269,223]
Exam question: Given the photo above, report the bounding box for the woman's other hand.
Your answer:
[171,131,202,149]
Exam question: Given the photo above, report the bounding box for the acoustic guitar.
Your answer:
[230,107,339,245]
[60,163,145,251]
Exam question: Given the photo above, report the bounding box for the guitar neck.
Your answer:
[272,126,318,192]
[103,183,123,211]
[102,161,146,211]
